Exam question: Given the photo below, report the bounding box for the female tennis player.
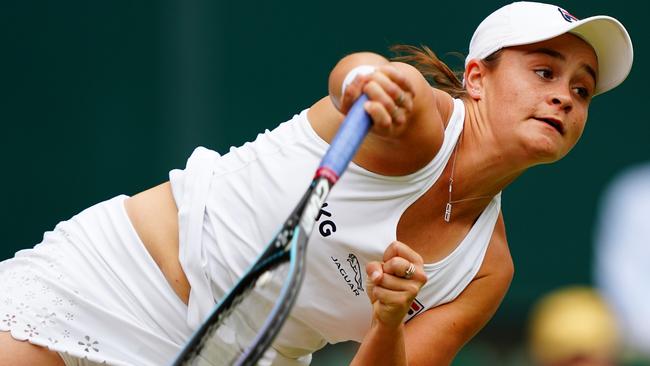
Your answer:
[0,2,633,365]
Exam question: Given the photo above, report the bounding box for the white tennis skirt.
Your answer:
[0,195,193,366]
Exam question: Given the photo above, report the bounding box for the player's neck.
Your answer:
[449,109,526,211]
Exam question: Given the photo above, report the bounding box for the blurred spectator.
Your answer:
[527,286,620,366]
[595,163,650,364]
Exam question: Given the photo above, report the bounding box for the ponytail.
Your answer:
[390,45,467,99]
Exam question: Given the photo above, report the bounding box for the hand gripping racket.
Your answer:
[172,95,372,366]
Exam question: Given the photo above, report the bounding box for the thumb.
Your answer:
[365,261,383,303]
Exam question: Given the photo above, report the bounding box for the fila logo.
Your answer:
[405,298,425,323]
[331,254,364,296]
[557,7,579,22]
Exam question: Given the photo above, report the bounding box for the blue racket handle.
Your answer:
[319,94,372,180]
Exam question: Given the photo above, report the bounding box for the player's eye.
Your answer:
[535,69,553,79]
[573,86,591,99]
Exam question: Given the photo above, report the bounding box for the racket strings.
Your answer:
[186,265,290,365]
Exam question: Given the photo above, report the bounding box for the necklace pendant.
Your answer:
[444,202,452,222]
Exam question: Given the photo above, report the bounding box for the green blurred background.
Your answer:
[1,0,646,364]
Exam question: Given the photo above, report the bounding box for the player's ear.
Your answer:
[464,59,484,100]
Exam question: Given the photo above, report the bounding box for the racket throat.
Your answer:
[299,178,331,233]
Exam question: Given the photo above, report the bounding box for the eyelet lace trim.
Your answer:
[0,258,108,364]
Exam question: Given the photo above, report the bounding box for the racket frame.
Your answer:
[172,95,371,366]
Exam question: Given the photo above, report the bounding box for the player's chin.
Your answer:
[523,135,570,165]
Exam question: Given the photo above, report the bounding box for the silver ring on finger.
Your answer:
[396,92,405,107]
[403,262,416,279]
[391,105,400,119]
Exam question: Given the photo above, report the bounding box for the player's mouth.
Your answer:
[534,117,564,135]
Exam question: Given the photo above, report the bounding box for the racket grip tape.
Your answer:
[318,94,372,182]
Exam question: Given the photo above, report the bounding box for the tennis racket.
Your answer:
[171,95,372,366]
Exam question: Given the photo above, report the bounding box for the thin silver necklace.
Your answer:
[444,139,492,223]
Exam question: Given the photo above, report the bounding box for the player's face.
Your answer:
[482,33,598,165]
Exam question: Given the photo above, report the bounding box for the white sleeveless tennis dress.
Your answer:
[0,98,500,365]
[169,97,502,363]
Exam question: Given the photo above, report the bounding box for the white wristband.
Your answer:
[341,65,376,97]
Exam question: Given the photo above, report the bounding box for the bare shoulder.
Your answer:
[402,212,513,364]
[389,61,455,125]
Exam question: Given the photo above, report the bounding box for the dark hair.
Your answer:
[390,44,503,99]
